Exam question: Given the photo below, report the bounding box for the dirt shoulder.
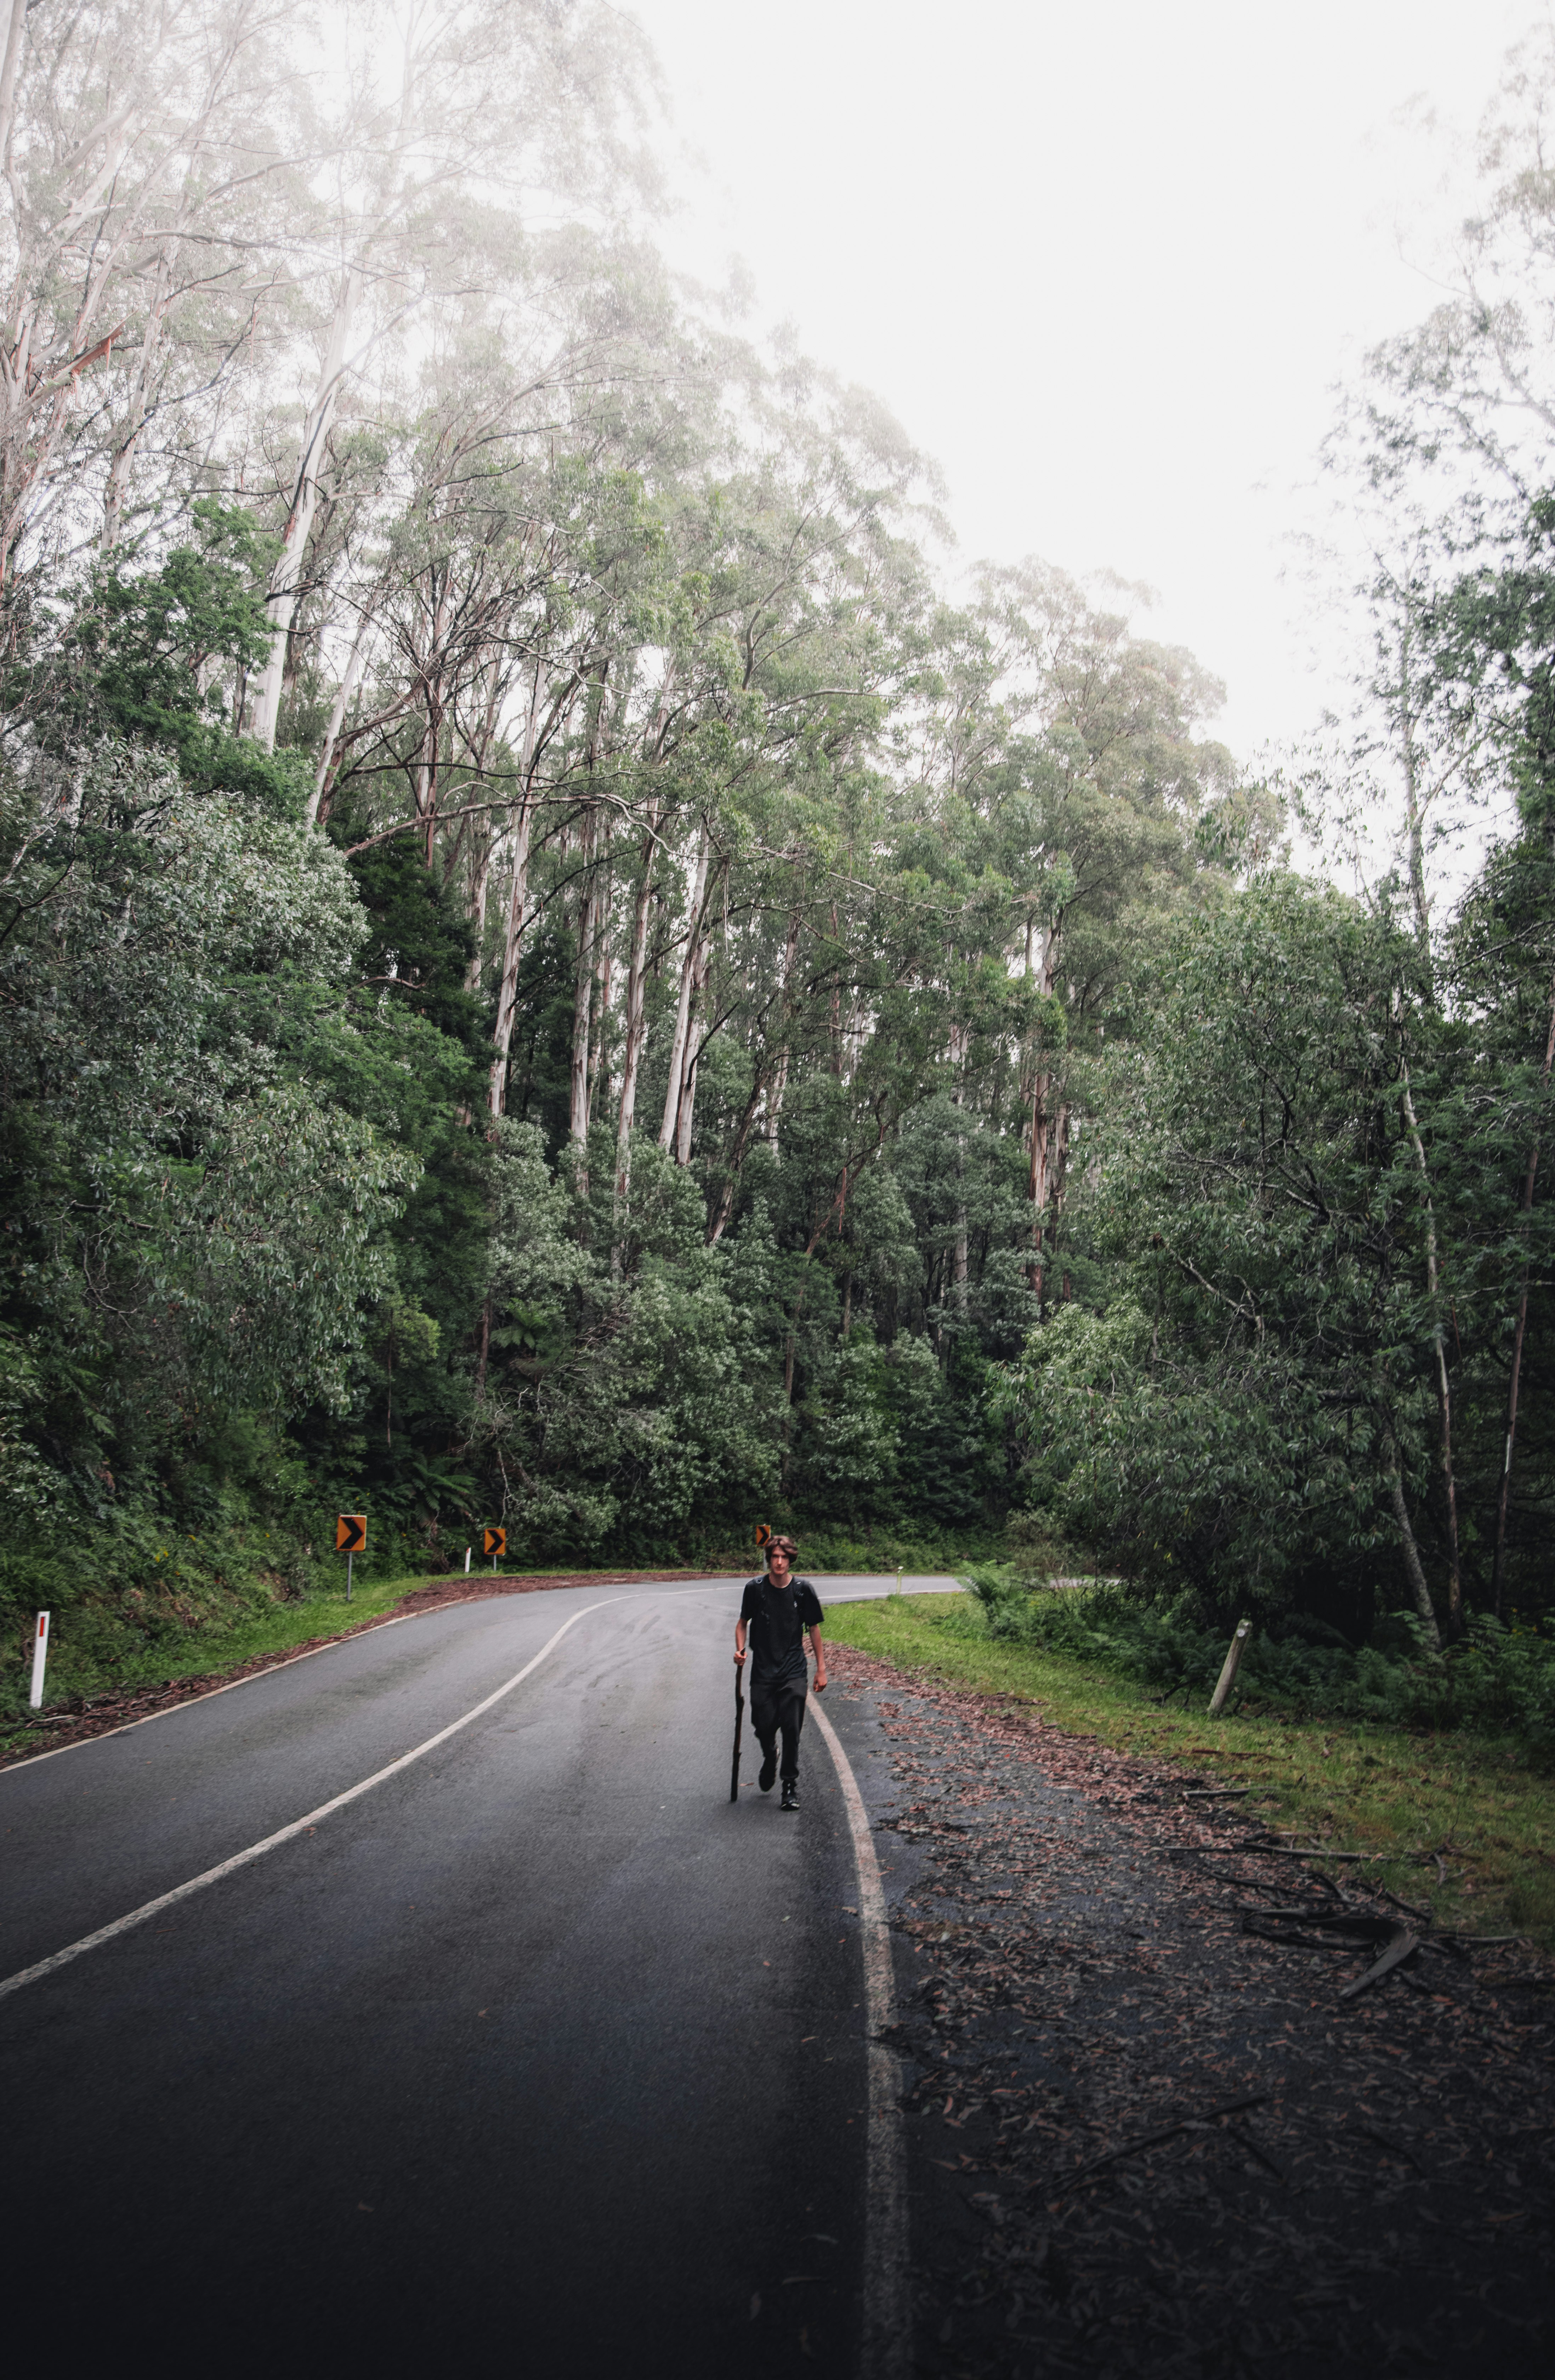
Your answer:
[0,1569,720,1769]
[828,1642,1554,2379]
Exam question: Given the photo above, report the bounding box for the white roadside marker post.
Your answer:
[1208,1619,1252,1715]
[465,1546,471,1574]
[28,1611,50,1708]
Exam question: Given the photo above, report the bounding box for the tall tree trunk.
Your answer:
[1024,923,1062,1309]
[951,1032,969,1313]
[1048,1099,1071,1273]
[828,901,843,1076]
[1397,631,1435,981]
[614,804,663,1221]
[674,938,712,1165]
[1492,960,1555,1613]
[569,672,613,1167]
[251,267,361,751]
[1400,1060,1463,1633]
[485,670,546,1121]
[101,251,173,551]
[1028,1067,1052,1307]
[487,798,536,1122]
[589,862,614,1123]
[706,1067,766,1246]
[308,608,372,826]
[569,804,601,1151]
[658,824,711,1148]
[1384,1431,1442,1650]
[464,820,507,996]
[0,0,30,172]
[766,905,802,1151]
[457,654,516,977]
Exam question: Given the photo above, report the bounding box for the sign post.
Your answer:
[336,1513,367,1601]
[482,1525,506,1573]
[28,1610,50,1709]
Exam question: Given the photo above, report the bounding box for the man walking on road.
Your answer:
[734,1535,826,1810]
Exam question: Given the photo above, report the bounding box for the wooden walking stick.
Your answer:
[730,1658,746,1802]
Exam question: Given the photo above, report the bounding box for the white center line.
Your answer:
[0,1596,632,2003]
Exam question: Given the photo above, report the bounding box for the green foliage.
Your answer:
[961,1574,1555,1743]
[1001,870,1554,1633]
[19,503,313,818]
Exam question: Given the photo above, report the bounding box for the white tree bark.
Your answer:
[250,267,361,750]
[657,823,711,1149]
[464,820,510,996]
[766,905,801,1152]
[1384,1440,1442,1651]
[569,804,602,1147]
[0,0,29,174]
[487,796,536,1122]
[307,608,372,826]
[674,938,712,1165]
[613,805,663,1217]
[1399,1058,1463,1631]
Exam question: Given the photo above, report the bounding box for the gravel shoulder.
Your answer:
[827,1643,1555,2380]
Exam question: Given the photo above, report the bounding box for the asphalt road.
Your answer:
[0,1575,956,2377]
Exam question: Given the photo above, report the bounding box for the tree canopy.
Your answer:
[0,2,1549,1691]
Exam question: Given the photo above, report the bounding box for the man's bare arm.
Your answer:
[734,1616,748,1666]
[809,1622,827,1691]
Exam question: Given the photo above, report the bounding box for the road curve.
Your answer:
[0,1575,957,2376]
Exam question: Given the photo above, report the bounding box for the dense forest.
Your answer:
[1,0,1551,1705]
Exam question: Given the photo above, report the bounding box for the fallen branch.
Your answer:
[1230,1843,1367,1863]
[1340,1920,1417,1999]
[1235,1905,1418,1997]
[1058,2093,1270,2189]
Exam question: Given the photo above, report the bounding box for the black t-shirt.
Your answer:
[740,1576,824,1690]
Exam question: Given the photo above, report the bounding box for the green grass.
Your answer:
[824,1593,1555,1955]
[0,1569,440,1762]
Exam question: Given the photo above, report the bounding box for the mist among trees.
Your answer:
[1,0,1551,1694]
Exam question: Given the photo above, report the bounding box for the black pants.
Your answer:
[751,1678,807,1781]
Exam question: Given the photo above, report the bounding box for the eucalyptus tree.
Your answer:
[1361,24,1555,498]
[246,0,663,754]
[0,0,312,582]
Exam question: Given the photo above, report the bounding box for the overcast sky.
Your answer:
[634,0,1542,766]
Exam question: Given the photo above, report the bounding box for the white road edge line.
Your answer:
[0,1617,415,1774]
[808,1694,910,2380]
[0,1596,634,2003]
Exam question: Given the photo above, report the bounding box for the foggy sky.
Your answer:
[639,0,1541,764]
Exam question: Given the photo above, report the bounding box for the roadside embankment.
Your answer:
[823,1593,1555,1954]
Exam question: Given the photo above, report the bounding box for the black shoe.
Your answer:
[781,1779,799,1810]
[759,1750,777,1793]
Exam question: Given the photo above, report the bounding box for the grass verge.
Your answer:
[823,1593,1555,1956]
[0,1570,435,1763]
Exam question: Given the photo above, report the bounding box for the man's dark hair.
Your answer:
[767,1534,798,1560]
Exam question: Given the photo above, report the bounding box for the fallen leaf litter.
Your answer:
[829,1643,1554,2379]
